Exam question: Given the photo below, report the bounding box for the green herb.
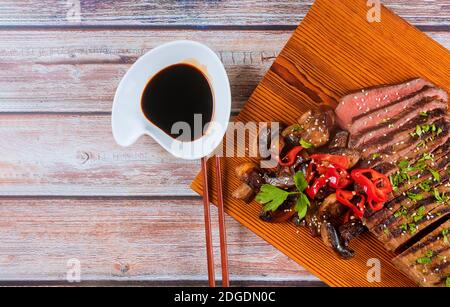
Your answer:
[419,153,433,162]
[433,188,449,204]
[294,172,308,192]
[418,180,432,192]
[398,160,410,169]
[256,185,291,212]
[429,168,440,182]
[442,228,449,243]
[400,223,408,231]
[409,223,418,234]
[394,206,408,218]
[413,206,426,223]
[294,193,310,220]
[384,228,390,235]
[437,127,443,136]
[416,250,433,264]
[256,171,311,219]
[299,138,314,149]
[371,153,381,159]
[446,277,450,288]
[417,140,426,148]
[420,111,428,117]
[407,191,423,202]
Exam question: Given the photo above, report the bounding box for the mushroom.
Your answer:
[328,148,361,168]
[339,219,367,247]
[262,167,295,189]
[235,162,264,190]
[320,222,355,259]
[259,200,296,223]
[281,123,303,147]
[328,130,349,149]
[318,193,346,221]
[232,183,255,203]
[297,106,337,147]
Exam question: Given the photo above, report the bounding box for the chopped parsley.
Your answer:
[429,168,440,182]
[407,192,423,202]
[433,188,449,204]
[420,111,428,117]
[442,228,449,243]
[299,138,314,149]
[416,250,434,264]
[446,277,450,288]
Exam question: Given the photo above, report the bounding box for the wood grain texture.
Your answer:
[0,30,448,113]
[0,197,319,283]
[0,114,200,196]
[192,0,450,287]
[0,0,448,26]
[0,29,289,113]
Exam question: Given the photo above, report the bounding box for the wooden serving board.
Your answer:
[191,0,450,287]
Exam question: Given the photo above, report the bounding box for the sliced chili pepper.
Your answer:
[306,175,328,199]
[310,154,350,169]
[351,168,392,212]
[336,189,366,219]
[279,146,303,167]
[326,167,352,189]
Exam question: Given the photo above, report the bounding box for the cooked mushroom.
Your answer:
[262,166,295,189]
[232,183,255,203]
[303,201,321,237]
[328,130,349,149]
[259,200,296,223]
[339,219,367,247]
[318,193,346,220]
[297,107,337,147]
[235,162,258,181]
[328,148,361,168]
[235,162,264,190]
[281,123,303,146]
[320,222,355,259]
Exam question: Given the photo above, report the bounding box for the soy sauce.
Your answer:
[141,63,213,141]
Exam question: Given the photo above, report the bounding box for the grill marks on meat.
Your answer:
[371,184,449,252]
[350,99,447,149]
[336,78,449,286]
[358,117,449,170]
[393,220,450,287]
[348,87,447,136]
[336,78,433,130]
[357,108,446,160]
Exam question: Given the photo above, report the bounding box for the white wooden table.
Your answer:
[0,0,448,286]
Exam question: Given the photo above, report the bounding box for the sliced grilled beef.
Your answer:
[357,117,449,171]
[347,86,447,136]
[393,220,450,287]
[368,184,450,251]
[349,97,447,148]
[356,108,446,159]
[336,78,434,129]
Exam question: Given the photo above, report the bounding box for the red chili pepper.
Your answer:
[351,169,392,211]
[306,175,328,199]
[310,154,350,169]
[336,189,366,219]
[326,167,352,189]
[278,146,303,167]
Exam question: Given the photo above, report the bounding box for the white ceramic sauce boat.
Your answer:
[112,40,231,160]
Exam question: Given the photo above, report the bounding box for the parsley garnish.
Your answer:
[433,188,449,204]
[299,138,314,149]
[429,168,440,182]
[416,250,433,264]
[256,172,310,220]
[407,192,423,202]
[446,277,450,288]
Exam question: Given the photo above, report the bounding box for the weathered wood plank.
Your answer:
[0,197,319,283]
[0,114,200,196]
[0,0,448,26]
[0,30,448,113]
[0,30,289,113]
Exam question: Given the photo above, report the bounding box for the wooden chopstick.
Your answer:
[215,156,230,287]
[201,157,215,287]
[201,156,230,287]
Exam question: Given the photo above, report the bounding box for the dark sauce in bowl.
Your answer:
[141,63,213,142]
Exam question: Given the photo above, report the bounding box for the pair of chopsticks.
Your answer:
[201,156,229,287]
